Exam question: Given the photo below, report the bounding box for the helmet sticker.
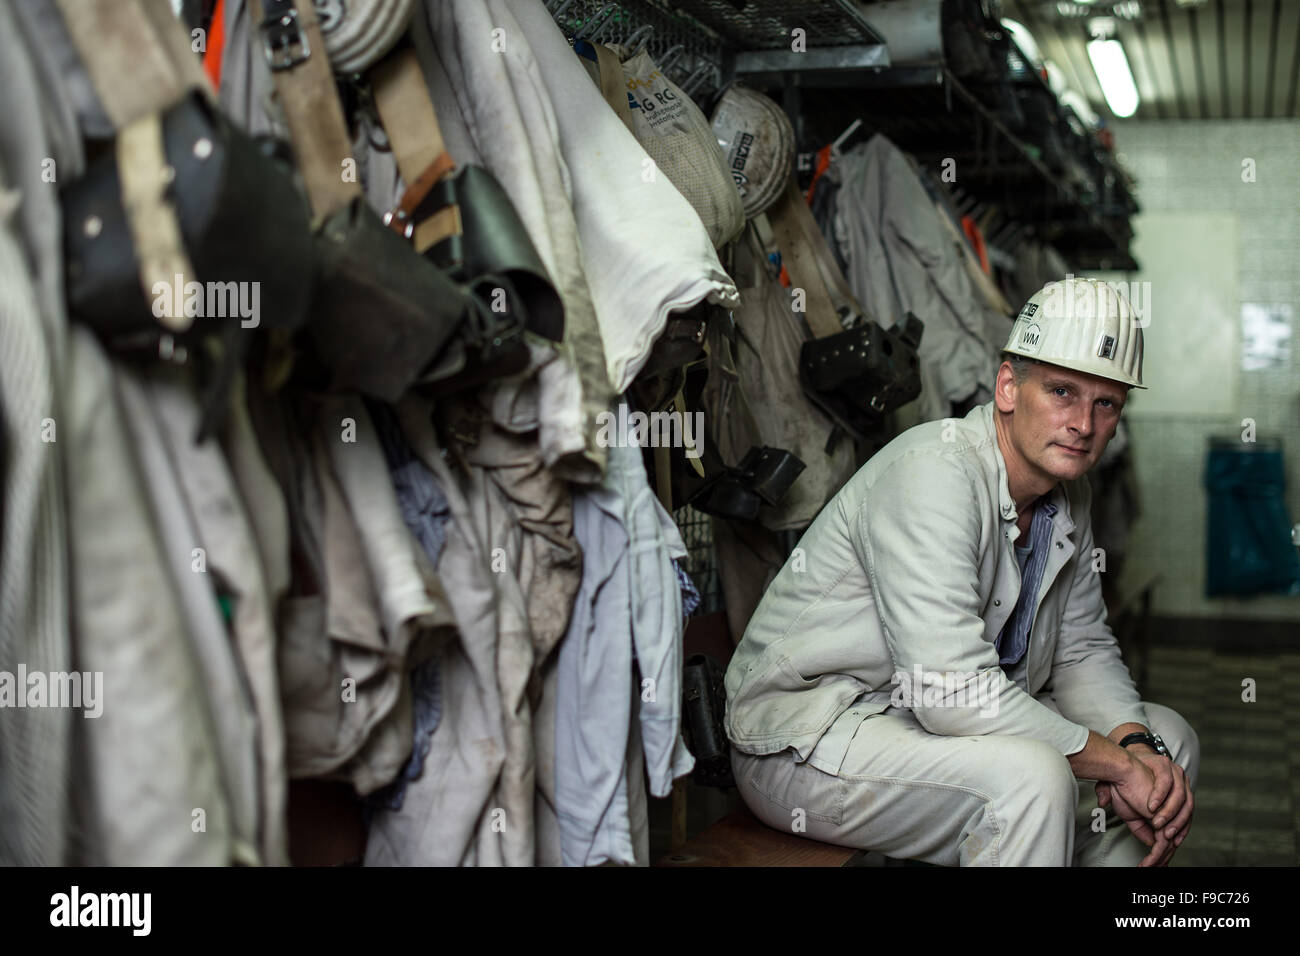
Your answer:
[1097,334,1117,360]
[1019,323,1042,354]
[1018,301,1038,320]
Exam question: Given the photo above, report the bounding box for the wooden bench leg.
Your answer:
[670,780,688,851]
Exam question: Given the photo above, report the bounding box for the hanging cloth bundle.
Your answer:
[765,177,924,444]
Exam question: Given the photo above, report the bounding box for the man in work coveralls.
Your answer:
[725,276,1197,866]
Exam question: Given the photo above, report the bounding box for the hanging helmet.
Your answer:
[314,0,418,74]
[710,86,795,218]
[1003,276,1146,388]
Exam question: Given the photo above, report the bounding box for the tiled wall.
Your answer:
[1110,120,1300,619]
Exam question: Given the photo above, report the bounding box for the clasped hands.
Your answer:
[1096,744,1194,867]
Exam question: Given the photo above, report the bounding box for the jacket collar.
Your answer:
[975,402,1077,536]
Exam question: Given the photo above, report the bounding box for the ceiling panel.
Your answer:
[998,0,1300,120]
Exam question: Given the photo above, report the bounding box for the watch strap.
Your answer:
[1119,731,1169,757]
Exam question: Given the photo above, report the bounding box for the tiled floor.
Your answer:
[1142,642,1300,866]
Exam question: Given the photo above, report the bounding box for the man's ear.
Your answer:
[994,361,1018,413]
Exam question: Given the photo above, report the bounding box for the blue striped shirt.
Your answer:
[997,498,1058,668]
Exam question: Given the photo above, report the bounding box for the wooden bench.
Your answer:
[654,802,864,867]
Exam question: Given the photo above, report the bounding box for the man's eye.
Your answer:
[1098,399,1113,408]
[1054,387,1069,397]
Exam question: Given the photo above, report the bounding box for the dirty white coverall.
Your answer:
[725,402,1199,866]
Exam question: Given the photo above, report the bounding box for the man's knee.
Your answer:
[1143,701,1200,788]
[984,736,1078,814]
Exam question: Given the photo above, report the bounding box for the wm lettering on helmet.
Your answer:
[728,132,755,194]
[1019,323,1043,354]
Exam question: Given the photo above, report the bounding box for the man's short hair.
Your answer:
[1000,352,1038,385]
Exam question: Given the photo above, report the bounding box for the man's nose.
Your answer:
[1069,405,1094,437]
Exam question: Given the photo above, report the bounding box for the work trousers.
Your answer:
[732,699,1198,866]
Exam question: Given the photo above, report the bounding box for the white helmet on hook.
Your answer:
[710,85,795,218]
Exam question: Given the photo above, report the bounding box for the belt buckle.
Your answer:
[261,8,311,71]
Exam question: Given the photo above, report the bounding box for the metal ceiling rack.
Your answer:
[752,64,1139,270]
[547,0,730,100]
[546,0,893,103]
[544,1,1139,268]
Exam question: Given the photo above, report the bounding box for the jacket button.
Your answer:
[994,599,1001,606]
[1056,541,1064,549]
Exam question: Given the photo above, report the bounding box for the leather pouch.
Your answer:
[310,195,471,402]
[410,164,564,393]
[63,91,315,351]
[799,313,925,437]
[681,653,735,788]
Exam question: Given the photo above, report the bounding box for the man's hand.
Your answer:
[1096,779,1174,866]
[1095,750,1193,866]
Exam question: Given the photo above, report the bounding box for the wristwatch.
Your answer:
[1119,731,1170,758]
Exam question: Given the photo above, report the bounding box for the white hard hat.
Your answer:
[710,86,795,218]
[1003,276,1146,389]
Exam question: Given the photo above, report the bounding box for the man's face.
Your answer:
[995,360,1128,484]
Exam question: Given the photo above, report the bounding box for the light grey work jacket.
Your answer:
[724,401,1149,776]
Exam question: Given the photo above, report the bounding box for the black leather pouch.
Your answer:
[799,313,925,438]
[426,164,563,343]
[63,91,315,351]
[411,163,565,393]
[309,195,472,402]
[681,653,735,789]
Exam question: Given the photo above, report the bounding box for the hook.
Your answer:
[681,62,713,97]
[576,3,618,41]
[658,43,686,71]
[625,24,655,55]
[829,117,862,157]
[590,7,625,44]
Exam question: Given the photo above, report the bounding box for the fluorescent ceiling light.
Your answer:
[1086,38,1140,118]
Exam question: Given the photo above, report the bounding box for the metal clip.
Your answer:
[382,207,415,240]
[261,7,310,71]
